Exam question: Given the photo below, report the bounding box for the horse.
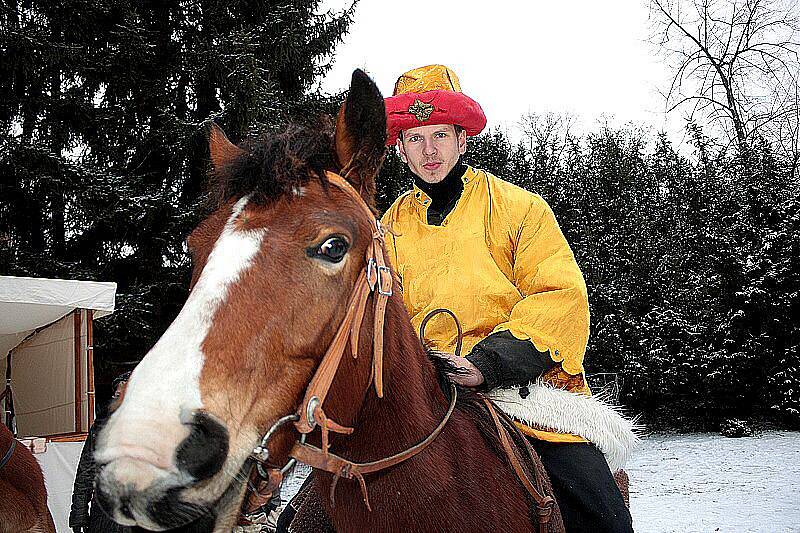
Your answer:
[0,423,56,533]
[93,70,582,532]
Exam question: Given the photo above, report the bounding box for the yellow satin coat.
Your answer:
[381,166,591,442]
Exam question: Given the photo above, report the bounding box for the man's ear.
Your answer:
[208,123,244,171]
[334,69,387,206]
[396,138,408,163]
[458,128,467,156]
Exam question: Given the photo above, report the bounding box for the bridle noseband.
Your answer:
[243,171,457,514]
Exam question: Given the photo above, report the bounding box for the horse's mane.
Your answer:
[209,122,338,208]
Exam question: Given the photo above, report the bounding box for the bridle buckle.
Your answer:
[376,265,392,296]
[366,258,393,297]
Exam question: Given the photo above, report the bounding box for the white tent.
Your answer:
[0,275,116,532]
[1,275,116,436]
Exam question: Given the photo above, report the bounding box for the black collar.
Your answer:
[413,159,466,225]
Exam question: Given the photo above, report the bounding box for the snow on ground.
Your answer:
[627,431,800,533]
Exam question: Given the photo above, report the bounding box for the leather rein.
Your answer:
[421,309,556,533]
[241,171,458,517]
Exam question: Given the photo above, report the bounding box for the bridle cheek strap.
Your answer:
[293,171,392,443]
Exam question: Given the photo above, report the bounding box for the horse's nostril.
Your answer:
[175,411,229,481]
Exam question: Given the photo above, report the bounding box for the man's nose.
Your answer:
[422,138,437,156]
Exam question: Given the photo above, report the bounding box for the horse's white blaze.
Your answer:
[96,197,265,477]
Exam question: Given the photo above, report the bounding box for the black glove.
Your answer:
[465,330,556,390]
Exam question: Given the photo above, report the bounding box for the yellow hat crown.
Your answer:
[393,65,462,96]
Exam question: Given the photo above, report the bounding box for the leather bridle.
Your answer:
[240,171,556,533]
[242,171,458,515]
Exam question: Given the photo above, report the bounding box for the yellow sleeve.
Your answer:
[492,197,590,375]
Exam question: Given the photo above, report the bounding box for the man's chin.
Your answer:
[414,166,448,183]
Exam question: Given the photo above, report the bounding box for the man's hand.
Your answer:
[432,351,485,387]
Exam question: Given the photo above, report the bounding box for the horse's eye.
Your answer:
[315,236,349,263]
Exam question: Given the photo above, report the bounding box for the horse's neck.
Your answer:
[334,295,450,455]
[318,296,532,531]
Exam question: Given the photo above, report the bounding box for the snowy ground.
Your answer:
[627,431,800,533]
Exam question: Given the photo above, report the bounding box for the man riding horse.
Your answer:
[380,64,633,533]
[93,68,636,532]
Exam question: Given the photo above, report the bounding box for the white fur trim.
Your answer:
[487,382,641,471]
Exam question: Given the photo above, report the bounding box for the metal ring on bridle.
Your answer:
[305,396,321,430]
[251,413,307,477]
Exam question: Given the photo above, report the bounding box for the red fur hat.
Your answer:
[384,65,487,146]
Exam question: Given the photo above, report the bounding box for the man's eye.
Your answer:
[409,135,421,142]
[314,236,349,263]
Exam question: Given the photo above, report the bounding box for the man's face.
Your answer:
[396,124,466,183]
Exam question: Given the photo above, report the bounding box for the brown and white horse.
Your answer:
[0,423,56,533]
[94,70,559,532]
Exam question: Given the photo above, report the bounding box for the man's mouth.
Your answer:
[423,162,442,171]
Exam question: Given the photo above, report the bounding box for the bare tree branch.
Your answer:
[649,0,800,161]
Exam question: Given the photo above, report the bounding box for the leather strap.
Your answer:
[482,397,554,533]
[418,307,463,357]
[289,384,458,511]
[294,172,392,439]
[238,467,283,524]
[0,438,15,470]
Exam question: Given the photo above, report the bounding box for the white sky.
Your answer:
[318,0,686,145]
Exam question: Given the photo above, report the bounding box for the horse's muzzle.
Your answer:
[93,410,231,530]
[94,459,212,530]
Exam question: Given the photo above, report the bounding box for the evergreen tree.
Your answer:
[0,0,355,381]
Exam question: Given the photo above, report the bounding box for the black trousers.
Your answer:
[529,439,633,533]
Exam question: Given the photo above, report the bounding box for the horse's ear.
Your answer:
[208,123,244,170]
[334,69,387,205]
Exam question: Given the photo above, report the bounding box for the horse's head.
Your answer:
[94,70,387,530]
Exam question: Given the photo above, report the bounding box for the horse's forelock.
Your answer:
[208,124,337,209]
